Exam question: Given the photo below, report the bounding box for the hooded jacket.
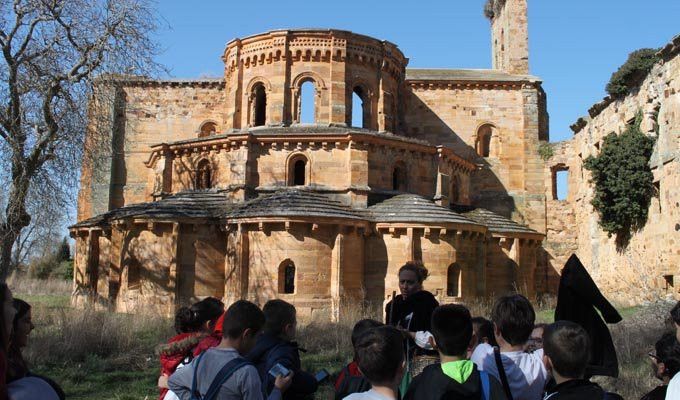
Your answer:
[543,379,605,400]
[156,332,207,400]
[555,254,622,378]
[246,332,318,400]
[403,363,507,400]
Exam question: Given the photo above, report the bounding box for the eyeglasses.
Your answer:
[648,352,661,362]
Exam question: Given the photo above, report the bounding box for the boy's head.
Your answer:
[263,299,297,340]
[651,332,680,382]
[471,317,497,347]
[526,323,548,352]
[354,326,405,387]
[431,304,473,357]
[222,300,265,354]
[351,319,384,347]
[543,321,590,379]
[491,294,535,346]
[671,302,680,343]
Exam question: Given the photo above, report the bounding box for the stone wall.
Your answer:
[545,36,680,303]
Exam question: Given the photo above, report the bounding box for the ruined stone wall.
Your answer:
[545,37,680,304]
[490,0,529,75]
[78,81,226,220]
[177,225,226,304]
[403,83,546,231]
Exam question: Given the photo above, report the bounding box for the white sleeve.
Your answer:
[667,374,680,399]
[470,343,493,370]
[414,331,434,350]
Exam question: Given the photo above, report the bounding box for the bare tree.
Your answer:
[0,0,160,280]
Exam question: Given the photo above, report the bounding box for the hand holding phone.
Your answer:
[268,363,291,378]
[314,369,329,383]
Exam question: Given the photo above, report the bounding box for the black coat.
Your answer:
[544,379,605,400]
[385,290,439,332]
[554,254,622,378]
[404,363,507,400]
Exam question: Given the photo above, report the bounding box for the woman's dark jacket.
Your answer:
[384,290,439,332]
[555,254,622,378]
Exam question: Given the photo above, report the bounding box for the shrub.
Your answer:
[538,142,554,161]
[27,257,57,280]
[606,48,660,98]
[483,0,506,19]
[584,112,656,246]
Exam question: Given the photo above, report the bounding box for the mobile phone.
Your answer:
[314,369,329,383]
[268,363,290,378]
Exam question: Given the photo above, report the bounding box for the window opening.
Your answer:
[300,81,316,124]
[279,261,296,294]
[352,86,367,128]
[196,159,212,190]
[293,159,306,186]
[199,122,216,138]
[254,85,267,127]
[447,263,461,297]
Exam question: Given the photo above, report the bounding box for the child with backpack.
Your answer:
[344,325,406,400]
[334,319,384,399]
[542,321,605,399]
[168,300,293,400]
[404,304,507,400]
[470,294,547,400]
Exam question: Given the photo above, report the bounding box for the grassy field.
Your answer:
[8,278,671,399]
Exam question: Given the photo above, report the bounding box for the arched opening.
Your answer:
[278,260,295,294]
[392,163,407,192]
[199,122,217,138]
[300,81,316,124]
[253,84,267,127]
[195,159,212,190]
[351,86,369,128]
[447,263,461,297]
[288,154,309,186]
[450,175,460,204]
[476,125,494,157]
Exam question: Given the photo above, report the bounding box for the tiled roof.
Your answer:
[226,189,365,221]
[454,206,542,236]
[406,68,540,82]
[70,191,235,228]
[367,194,481,226]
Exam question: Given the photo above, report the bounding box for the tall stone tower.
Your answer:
[489,0,529,75]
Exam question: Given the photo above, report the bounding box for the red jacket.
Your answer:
[192,313,225,358]
[157,332,206,400]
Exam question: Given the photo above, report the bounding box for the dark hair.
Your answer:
[174,306,201,334]
[354,326,404,385]
[671,302,680,325]
[471,316,498,347]
[222,300,264,339]
[8,298,30,381]
[398,261,429,283]
[543,321,590,378]
[12,299,30,328]
[0,283,12,352]
[431,305,472,356]
[655,333,680,378]
[351,319,383,347]
[263,299,296,336]
[191,297,224,328]
[491,294,535,346]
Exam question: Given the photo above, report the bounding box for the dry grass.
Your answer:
[7,277,673,399]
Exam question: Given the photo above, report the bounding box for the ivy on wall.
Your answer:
[583,112,656,247]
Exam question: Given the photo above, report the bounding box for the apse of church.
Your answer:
[72,0,547,318]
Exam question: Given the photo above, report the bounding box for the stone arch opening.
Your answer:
[351,85,370,128]
[392,162,407,192]
[300,81,316,124]
[450,175,461,204]
[476,124,495,158]
[195,159,212,190]
[447,263,461,297]
[199,121,217,138]
[288,154,309,186]
[253,84,267,127]
[278,259,296,294]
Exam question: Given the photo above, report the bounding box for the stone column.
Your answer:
[168,223,180,308]
[330,228,344,322]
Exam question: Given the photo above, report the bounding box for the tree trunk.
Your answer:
[0,183,32,281]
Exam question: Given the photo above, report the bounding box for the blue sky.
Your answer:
[153,0,679,143]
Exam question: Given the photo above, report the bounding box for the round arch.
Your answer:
[286,152,311,186]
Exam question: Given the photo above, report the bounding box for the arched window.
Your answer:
[253,84,267,127]
[476,125,494,158]
[450,175,460,204]
[447,263,461,297]
[195,159,212,190]
[300,81,316,124]
[278,260,295,294]
[392,163,407,192]
[288,154,308,186]
[351,86,369,128]
[199,122,217,138]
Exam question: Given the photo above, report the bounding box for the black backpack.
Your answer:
[335,365,371,400]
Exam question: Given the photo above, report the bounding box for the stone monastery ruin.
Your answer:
[71,0,680,317]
